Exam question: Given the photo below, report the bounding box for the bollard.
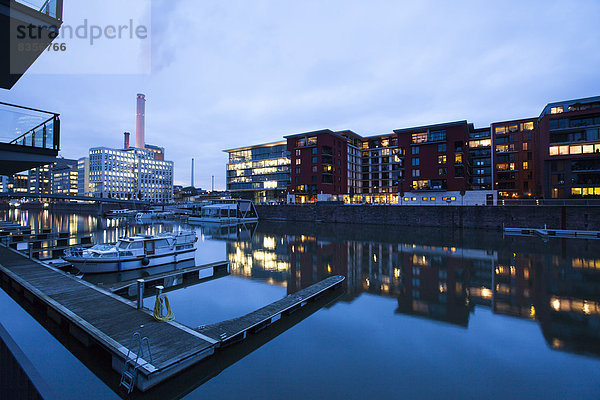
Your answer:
[136,279,145,309]
[156,285,164,314]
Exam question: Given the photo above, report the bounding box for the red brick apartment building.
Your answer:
[285,129,362,203]
[225,96,600,203]
[490,118,537,199]
[394,121,471,194]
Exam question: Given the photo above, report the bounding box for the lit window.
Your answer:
[438,155,446,164]
[551,106,564,114]
[495,126,506,135]
[455,154,463,164]
[422,197,428,201]
[296,159,301,165]
[412,133,427,144]
[430,197,435,201]
[523,162,529,170]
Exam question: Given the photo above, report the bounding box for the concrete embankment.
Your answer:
[256,204,600,230]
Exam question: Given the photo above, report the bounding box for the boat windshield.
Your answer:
[116,240,129,249]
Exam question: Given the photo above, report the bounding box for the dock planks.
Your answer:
[0,245,214,385]
[0,243,345,392]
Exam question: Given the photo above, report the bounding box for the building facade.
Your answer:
[491,118,537,199]
[395,121,471,195]
[225,141,290,203]
[468,127,492,190]
[89,147,174,203]
[77,157,91,196]
[537,96,600,199]
[285,130,362,203]
[223,95,600,202]
[51,161,78,196]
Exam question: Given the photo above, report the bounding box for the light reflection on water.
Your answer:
[2,211,600,399]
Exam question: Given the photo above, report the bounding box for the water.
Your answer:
[2,209,600,399]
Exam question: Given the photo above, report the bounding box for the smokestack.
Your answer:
[135,93,146,149]
[191,158,195,188]
[124,131,130,149]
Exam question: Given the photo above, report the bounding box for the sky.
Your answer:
[2,0,600,189]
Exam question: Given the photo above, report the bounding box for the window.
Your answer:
[412,158,420,166]
[521,122,534,131]
[523,162,529,170]
[551,106,564,114]
[438,143,446,152]
[438,155,446,164]
[296,159,301,165]
[523,142,529,151]
[312,156,318,163]
[438,168,447,176]
[295,149,301,156]
[495,126,506,135]
[295,167,301,174]
[412,133,427,143]
[312,165,318,173]
[312,148,317,155]
[422,197,428,201]
[412,169,420,177]
[412,147,420,155]
[429,130,446,142]
[430,197,436,201]
[455,154,463,164]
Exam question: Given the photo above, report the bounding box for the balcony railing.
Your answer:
[0,101,60,151]
[13,0,63,20]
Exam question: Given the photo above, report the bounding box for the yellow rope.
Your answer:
[153,294,173,322]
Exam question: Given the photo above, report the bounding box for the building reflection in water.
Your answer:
[227,221,600,358]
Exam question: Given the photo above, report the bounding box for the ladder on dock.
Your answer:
[120,332,153,394]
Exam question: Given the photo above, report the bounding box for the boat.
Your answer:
[104,209,138,219]
[62,231,197,274]
[135,210,175,222]
[187,199,258,225]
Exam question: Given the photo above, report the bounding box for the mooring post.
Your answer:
[156,285,164,314]
[136,279,145,309]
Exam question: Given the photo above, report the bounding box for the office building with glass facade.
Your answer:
[89,147,173,203]
[224,141,291,203]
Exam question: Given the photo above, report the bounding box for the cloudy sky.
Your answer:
[2,0,600,189]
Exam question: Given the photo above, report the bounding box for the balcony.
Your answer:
[0,0,63,89]
[0,101,60,174]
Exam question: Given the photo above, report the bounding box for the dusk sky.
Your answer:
[2,0,600,189]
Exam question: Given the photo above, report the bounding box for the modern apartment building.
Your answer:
[285,130,363,203]
[77,157,91,196]
[224,141,290,203]
[89,147,174,203]
[51,160,78,196]
[491,118,537,199]
[395,121,471,194]
[537,96,600,199]
[224,95,600,202]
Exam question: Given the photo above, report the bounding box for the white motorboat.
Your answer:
[188,199,258,225]
[135,210,175,222]
[62,231,197,274]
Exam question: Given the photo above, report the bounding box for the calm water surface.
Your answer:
[2,209,600,399]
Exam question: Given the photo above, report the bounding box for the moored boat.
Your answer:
[188,199,258,224]
[62,231,197,274]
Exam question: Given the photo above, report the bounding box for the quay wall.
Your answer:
[255,204,600,230]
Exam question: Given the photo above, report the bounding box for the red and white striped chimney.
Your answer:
[135,93,146,149]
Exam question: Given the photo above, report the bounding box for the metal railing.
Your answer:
[13,0,63,20]
[0,101,60,151]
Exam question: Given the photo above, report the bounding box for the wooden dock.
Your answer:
[0,243,345,393]
[504,226,600,239]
